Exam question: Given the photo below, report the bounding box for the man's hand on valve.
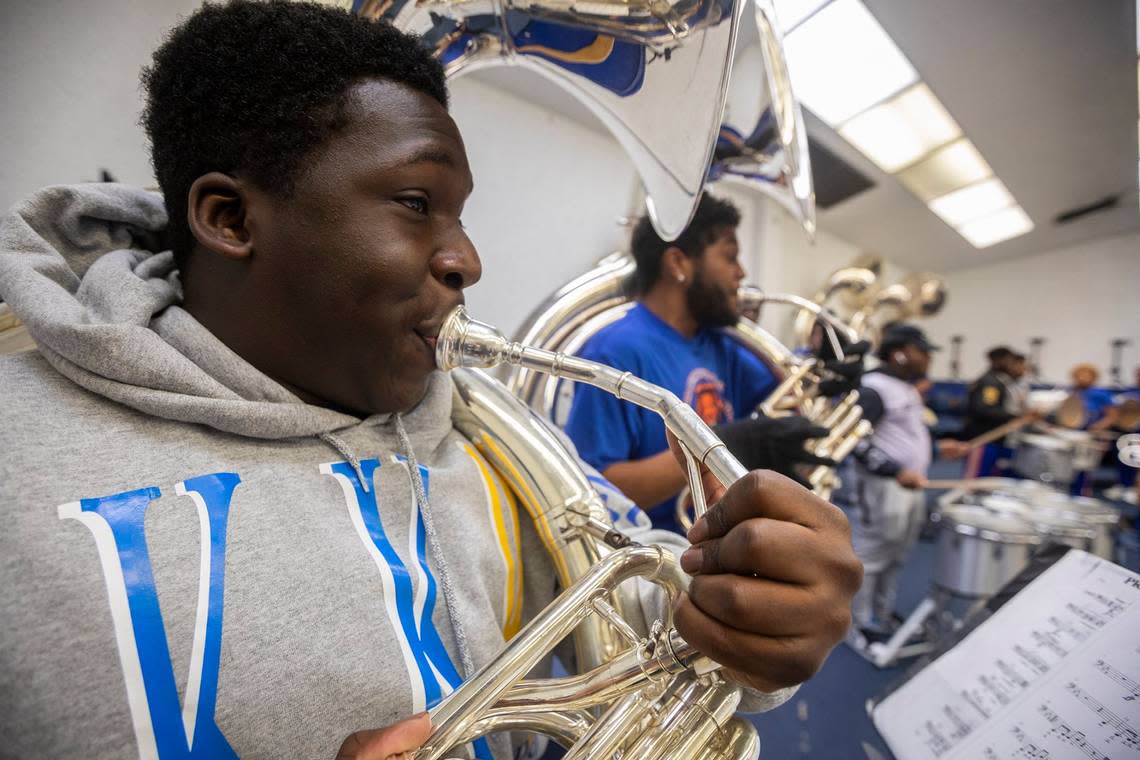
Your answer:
[669,432,863,693]
[816,339,870,398]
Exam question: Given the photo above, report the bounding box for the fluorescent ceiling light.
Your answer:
[897,138,993,200]
[928,177,1014,226]
[838,83,961,172]
[771,0,831,33]
[957,206,1033,248]
[783,0,918,125]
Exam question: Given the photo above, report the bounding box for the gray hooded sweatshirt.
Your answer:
[0,184,789,760]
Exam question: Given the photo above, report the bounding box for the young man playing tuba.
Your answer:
[0,3,861,757]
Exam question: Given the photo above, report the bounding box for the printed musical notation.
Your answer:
[873,551,1140,760]
[1096,658,1140,702]
[1065,681,1140,752]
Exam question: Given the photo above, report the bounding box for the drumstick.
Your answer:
[925,479,997,490]
[961,415,1038,450]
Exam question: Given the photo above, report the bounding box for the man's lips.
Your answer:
[414,301,462,363]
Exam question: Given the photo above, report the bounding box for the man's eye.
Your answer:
[398,197,428,214]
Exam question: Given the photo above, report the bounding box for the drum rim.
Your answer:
[1029,519,1097,539]
[940,517,1041,544]
[1036,508,1118,525]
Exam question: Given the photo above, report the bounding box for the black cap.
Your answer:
[879,323,940,357]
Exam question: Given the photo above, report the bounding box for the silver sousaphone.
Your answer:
[349,0,814,239]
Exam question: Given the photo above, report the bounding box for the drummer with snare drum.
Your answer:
[961,347,1034,478]
[848,324,963,641]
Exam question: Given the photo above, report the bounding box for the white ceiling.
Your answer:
[816,0,1139,271]
[469,0,1140,272]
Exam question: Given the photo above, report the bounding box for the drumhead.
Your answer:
[1016,433,1069,451]
[979,494,1031,516]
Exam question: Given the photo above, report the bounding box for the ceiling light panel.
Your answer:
[928,178,1014,227]
[771,0,831,33]
[957,206,1034,248]
[897,138,993,201]
[837,83,961,172]
[782,0,917,125]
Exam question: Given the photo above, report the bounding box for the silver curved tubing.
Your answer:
[441,306,749,487]
[416,544,691,759]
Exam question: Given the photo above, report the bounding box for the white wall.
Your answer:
[921,232,1140,385]
[708,188,908,347]
[448,76,637,337]
[0,0,205,213]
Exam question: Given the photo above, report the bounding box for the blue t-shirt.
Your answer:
[1078,387,1116,427]
[564,303,777,533]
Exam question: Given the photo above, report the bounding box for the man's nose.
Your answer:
[433,227,482,291]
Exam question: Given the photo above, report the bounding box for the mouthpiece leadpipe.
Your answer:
[436,306,748,489]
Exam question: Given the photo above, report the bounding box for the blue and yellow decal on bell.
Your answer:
[57,473,242,759]
[514,23,645,97]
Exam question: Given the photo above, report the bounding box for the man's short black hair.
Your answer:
[142,0,447,267]
[628,193,741,295]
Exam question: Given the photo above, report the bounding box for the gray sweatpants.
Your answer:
[850,469,925,630]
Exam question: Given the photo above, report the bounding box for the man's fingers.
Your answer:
[684,575,838,636]
[337,713,432,760]
[681,517,862,594]
[791,451,837,467]
[672,593,833,692]
[680,518,820,583]
[687,470,845,544]
[790,424,832,441]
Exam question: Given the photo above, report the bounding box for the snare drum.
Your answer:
[1012,433,1074,483]
[933,505,1041,598]
[1052,429,1106,471]
[1031,495,1118,559]
[1027,507,1098,553]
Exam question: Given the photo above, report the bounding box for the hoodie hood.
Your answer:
[0,182,454,442]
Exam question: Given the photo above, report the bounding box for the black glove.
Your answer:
[713,415,835,487]
[816,339,870,397]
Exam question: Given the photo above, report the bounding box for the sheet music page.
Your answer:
[873,551,1140,760]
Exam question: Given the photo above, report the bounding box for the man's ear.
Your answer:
[662,246,693,284]
[187,172,253,260]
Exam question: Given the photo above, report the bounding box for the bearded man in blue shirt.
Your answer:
[565,194,841,533]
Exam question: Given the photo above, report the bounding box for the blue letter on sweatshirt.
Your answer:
[321,457,491,760]
[58,473,240,759]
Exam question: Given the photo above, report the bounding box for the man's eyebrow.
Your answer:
[395,145,475,194]
[401,146,457,168]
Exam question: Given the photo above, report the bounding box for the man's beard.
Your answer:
[685,271,738,329]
